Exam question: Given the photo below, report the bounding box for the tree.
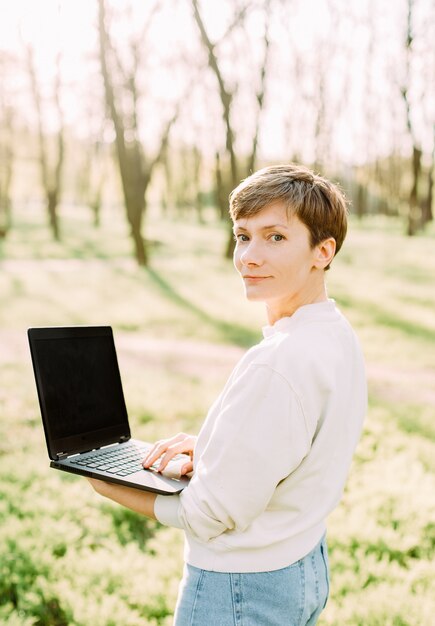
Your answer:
[247,2,270,176]
[401,0,423,236]
[191,0,272,257]
[98,0,179,266]
[25,46,64,241]
[421,125,434,226]
[0,65,14,239]
[73,99,110,229]
[75,136,107,228]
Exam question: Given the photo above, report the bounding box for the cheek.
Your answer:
[233,250,242,273]
[278,254,310,281]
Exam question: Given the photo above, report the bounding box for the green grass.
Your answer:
[0,203,434,624]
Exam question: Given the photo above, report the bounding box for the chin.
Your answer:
[244,289,268,302]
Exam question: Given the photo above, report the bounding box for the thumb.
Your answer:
[180,461,193,476]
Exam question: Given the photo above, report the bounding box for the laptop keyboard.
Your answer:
[69,441,181,477]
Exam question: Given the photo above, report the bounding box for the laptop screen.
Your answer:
[29,327,130,457]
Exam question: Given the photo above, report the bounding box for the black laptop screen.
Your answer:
[33,334,128,440]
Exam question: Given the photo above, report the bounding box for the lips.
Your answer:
[243,275,271,281]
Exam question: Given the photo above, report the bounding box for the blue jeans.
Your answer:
[174,534,330,625]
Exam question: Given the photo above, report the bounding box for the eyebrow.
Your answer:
[233,223,289,232]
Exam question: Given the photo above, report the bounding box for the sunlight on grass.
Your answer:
[0,204,434,624]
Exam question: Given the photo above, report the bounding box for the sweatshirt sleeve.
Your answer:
[154,363,312,541]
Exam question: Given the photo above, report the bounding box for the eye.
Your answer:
[270,234,284,242]
[235,233,249,242]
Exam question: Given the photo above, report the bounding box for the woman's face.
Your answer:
[233,202,325,321]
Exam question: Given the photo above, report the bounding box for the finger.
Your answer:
[143,433,190,468]
[180,461,193,476]
[142,440,162,463]
[142,441,170,467]
[156,442,189,471]
[143,440,179,468]
[156,436,196,470]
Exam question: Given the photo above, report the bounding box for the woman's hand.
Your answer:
[142,432,197,476]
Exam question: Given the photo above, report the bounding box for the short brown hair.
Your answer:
[229,164,348,270]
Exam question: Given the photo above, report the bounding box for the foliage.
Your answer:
[0,206,434,624]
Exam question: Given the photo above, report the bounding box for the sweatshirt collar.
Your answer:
[262,299,337,338]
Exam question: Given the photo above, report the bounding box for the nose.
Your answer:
[239,240,263,267]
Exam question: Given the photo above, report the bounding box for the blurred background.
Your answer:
[0,0,434,625]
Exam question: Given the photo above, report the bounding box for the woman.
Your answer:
[89,164,367,625]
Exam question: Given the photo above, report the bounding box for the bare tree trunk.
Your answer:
[98,0,147,264]
[47,190,60,240]
[192,0,238,185]
[98,0,178,266]
[0,97,14,239]
[421,126,434,226]
[192,0,239,258]
[26,46,64,241]
[214,151,227,220]
[160,142,171,216]
[127,190,148,266]
[360,0,377,218]
[192,1,274,256]
[91,192,102,228]
[90,142,105,228]
[75,151,91,207]
[0,193,12,239]
[247,2,271,175]
[386,152,402,217]
[356,179,368,220]
[0,145,13,239]
[51,62,64,240]
[192,145,204,223]
[312,53,328,173]
[406,146,422,235]
[0,63,14,238]
[401,0,423,236]
[125,146,148,266]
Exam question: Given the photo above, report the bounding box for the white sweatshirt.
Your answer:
[155,300,367,572]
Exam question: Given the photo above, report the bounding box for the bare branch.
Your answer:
[25,44,49,191]
[215,2,253,47]
[98,0,128,174]
[247,0,271,173]
[53,52,65,194]
[24,42,64,239]
[400,0,423,235]
[135,0,163,51]
[192,0,238,186]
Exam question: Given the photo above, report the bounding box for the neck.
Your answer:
[266,282,328,325]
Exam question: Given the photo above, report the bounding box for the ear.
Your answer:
[313,237,336,270]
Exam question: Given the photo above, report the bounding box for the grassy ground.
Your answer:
[0,203,434,625]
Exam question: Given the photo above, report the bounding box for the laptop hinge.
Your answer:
[57,452,68,460]
[119,435,130,442]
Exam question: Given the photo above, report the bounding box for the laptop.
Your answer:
[28,326,190,495]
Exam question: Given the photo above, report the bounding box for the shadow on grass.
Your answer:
[368,392,435,442]
[146,267,259,348]
[336,293,435,343]
[393,404,435,442]
[101,504,160,551]
[0,539,71,626]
